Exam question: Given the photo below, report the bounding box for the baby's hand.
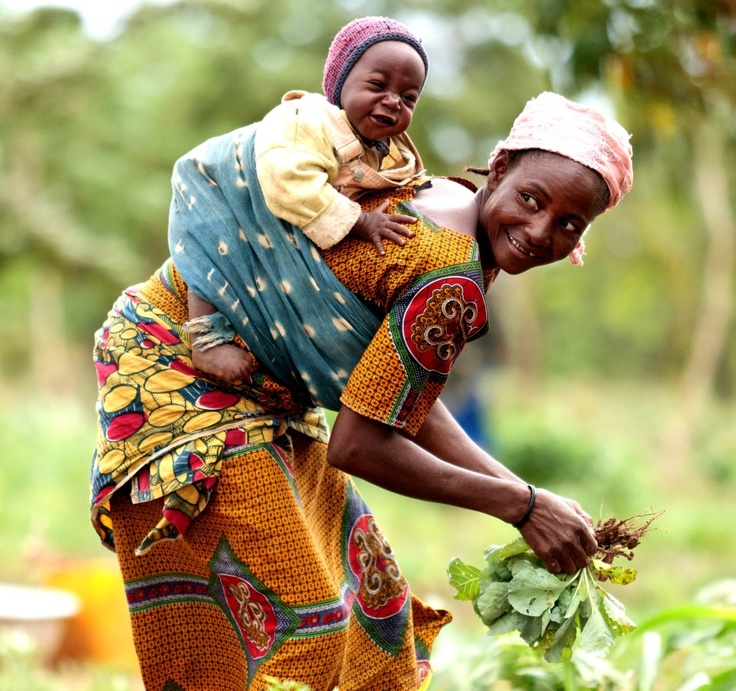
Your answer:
[351,201,417,255]
[192,342,255,385]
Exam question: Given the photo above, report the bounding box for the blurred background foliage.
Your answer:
[0,0,735,688]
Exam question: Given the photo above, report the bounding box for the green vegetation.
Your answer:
[0,0,734,688]
[2,376,735,688]
[448,539,638,663]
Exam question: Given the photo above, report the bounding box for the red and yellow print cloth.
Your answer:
[91,261,328,555]
[91,185,494,688]
[92,185,494,556]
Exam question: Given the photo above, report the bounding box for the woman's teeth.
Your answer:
[509,234,536,257]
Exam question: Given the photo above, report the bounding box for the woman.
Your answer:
[91,91,633,690]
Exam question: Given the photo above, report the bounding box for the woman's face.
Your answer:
[339,41,425,143]
[478,151,605,274]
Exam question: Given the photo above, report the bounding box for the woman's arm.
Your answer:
[402,398,522,481]
[328,403,597,574]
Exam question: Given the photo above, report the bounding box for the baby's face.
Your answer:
[339,41,425,143]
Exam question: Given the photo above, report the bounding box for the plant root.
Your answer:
[594,509,664,562]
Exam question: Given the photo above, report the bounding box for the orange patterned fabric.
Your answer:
[91,184,496,688]
[324,189,491,434]
[110,435,449,690]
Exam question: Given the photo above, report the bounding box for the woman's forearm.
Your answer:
[405,398,523,483]
[328,404,598,574]
[328,404,528,523]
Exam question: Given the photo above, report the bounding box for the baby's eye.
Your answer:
[402,93,418,105]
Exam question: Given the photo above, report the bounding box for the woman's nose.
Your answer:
[527,217,553,246]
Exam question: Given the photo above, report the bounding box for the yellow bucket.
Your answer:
[41,557,139,671]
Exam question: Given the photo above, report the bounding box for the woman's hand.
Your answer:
[516,488,598,574]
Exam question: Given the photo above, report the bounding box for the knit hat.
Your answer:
[322,16,429,107]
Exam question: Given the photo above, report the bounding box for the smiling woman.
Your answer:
[90,89,632,690]
[475,150,608,275]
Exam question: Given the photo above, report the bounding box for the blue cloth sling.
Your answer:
[168,124,381,411]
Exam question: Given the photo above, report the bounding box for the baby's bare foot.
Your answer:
[192,343,254,383]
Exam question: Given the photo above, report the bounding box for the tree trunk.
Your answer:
[661,122,736,484]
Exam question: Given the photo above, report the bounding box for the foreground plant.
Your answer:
[264,676,312,691]
[448,511,661,663]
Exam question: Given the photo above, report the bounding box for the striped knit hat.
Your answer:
[322,16,429,107]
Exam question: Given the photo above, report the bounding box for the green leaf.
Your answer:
[543,615,577,663]
[476,581,511,625]
[488,537,532,562]
[599,588,637,635]
[577,586,616,656]
[486,610,526,636]
[518,606,551,645]
[447,557,482,601]
[484,538,531,581]
[564,571,587,618]
[633,604,736,635]
[507,560,570,617]
[594,561,638,585]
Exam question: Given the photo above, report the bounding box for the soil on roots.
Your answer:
[594,510,663,562]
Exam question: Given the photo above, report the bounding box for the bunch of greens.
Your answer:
[264,676,312,691]
[448,538,638,662]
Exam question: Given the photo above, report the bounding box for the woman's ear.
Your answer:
[487,150,510,190]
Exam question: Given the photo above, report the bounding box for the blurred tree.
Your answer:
[0,0,733,477]
[500,0,736,478]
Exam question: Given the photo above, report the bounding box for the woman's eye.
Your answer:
[520,193,538,209]
[560,219,580,235]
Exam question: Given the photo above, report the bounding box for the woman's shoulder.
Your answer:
[411,177,479,238]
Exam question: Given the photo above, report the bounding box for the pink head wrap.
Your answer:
[487,92,634,265]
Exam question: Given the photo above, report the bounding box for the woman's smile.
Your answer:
[507,232,538,258]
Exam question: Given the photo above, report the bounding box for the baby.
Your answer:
[185,16,430,383]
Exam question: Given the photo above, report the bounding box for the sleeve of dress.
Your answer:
[254,95,361,249]
[336,218,490,436]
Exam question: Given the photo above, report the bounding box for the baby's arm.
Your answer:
[256,95,417,253]
[350,201,417,255]
[187,292,255,384]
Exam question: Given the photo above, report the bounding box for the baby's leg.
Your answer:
[187,291,254,383]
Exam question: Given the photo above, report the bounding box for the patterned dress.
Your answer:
[91,187,494,690]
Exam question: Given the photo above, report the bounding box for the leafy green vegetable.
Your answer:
[447,559,482,601]
[264,676,312,691]
[447,538,637,662]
